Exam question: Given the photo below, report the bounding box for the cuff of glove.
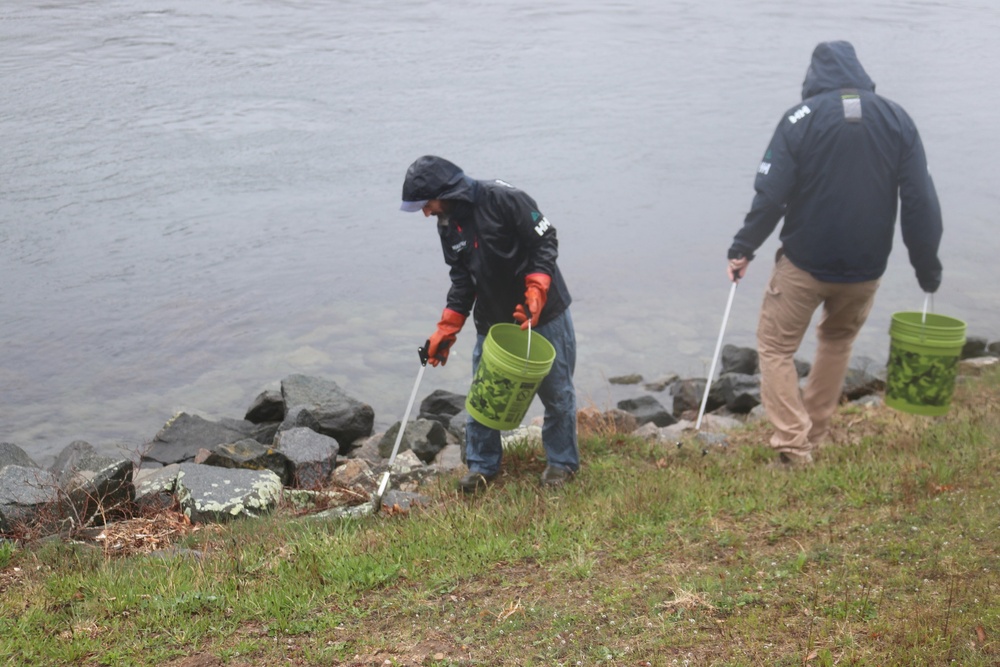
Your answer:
[525,273,551,293]
[439,308,467,329]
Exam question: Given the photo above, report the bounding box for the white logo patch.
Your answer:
[758,161,771,175]
[533,216,551,236]
[787,104,811,124]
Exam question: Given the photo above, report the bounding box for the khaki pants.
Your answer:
[757,254,879,455]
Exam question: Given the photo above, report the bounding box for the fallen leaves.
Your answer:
[86,510,194,557]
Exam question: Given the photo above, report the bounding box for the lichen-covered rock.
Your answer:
[175,463,282,523]
[134,464,182,513]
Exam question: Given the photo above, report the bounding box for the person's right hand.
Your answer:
[427,308,467,366]
[728,257,749,282]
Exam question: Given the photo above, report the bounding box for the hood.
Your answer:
[801,41,875,100]
[401,155,477,203]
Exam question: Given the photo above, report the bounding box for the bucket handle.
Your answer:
[919,293,934,343]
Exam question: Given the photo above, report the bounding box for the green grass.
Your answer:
[2,369,999,666]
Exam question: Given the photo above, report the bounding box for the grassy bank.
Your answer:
[2,369,998,666]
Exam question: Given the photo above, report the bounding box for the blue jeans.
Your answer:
[465,308,579,476]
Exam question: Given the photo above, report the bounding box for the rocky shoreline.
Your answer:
[2,339,998,545]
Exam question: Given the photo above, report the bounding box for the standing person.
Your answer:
[399,155,579,493]
[727,41,943,467]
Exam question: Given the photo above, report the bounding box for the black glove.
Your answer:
[918,270,941,294]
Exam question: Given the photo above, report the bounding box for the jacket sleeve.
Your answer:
[439,225,475,316]
[503,190,559,278]
[729,118,800,259]
[898,122,943,292]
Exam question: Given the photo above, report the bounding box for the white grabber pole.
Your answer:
[373,342,429,512]
[696,278,739,431]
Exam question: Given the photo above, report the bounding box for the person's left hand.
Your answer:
[513,273,551,330]
[728,257,749,282]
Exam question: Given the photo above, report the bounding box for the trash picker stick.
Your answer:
[374,343,429,510]
[696,279,739,431]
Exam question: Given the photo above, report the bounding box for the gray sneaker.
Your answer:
[458,471,497,495]
[540,465,575,487]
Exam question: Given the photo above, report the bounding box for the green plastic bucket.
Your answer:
[885,312,966,416]
[466,323,556,430]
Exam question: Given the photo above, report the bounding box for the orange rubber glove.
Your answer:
[427,308,466,366]
[513,273,551,330]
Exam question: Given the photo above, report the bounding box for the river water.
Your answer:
[3,0,999,465]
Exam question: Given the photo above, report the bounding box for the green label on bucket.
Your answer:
[466,322,555,430]
[885,344,959,409]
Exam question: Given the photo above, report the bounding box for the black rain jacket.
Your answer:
[729,41,943,291]
[402,156,572,335]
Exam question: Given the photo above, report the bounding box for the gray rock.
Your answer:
[843,359,885,400]
[376,489,430,512]
[418,389,466,428]
[203,438,290,484]
[56,453,134,526]
[331,458,376,488]
[794,358,812,378]
[273,427,339,489]
[309,503,376,520]
[175,463,282,523]
[617,395,677,427]
[671,378,722,417]
[448,410,469,444]
[720,344,758,375]
[48,440,97,485]
[0,465,60,534]
[220,417,279,445]
[698,414,744,432]
[660,419,695,441]
[608,373,643,385]
[244,389,286,424]
[143,412,268,465]
[958,356,1000,376]
[346,432,383,463]
[987,341,1000,357]
[378,419,448,464]
[134,464,182,513]
[961,336,989,360]
[277,405,322,433]
[643,374,679,392]
[432,443,464,471]
[280,374,374,450]
[1,442,38,470]
[712,372,761,413]
[631,422,662,441]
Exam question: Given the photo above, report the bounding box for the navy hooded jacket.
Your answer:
[729,41,942,291]
[402,156,572,335]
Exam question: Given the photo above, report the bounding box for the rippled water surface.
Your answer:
[3,0,999,463]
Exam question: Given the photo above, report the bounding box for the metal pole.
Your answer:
[374,344,429,509]
[695,279,739,430]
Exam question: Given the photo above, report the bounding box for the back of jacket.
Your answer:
[731,41,942,289]
[437,177,572,335]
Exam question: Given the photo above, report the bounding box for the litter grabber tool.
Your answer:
[373,342,430,512]
[695,276,739,432]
